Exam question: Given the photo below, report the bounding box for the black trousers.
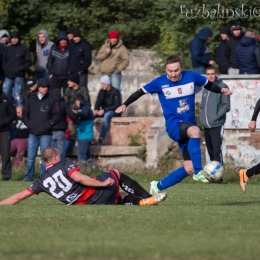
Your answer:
[0,131,12,180]
[50,75,69,95]
[204,126,223,164]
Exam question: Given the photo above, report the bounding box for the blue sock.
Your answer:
[157,167,189,190]
[188,137,202,174]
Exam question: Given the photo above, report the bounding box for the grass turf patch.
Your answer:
[0,181,260,260]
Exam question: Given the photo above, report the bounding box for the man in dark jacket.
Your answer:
[66,27,74,44]
[48,32,70,93]
[199,67,230,165]
[22,78,60,181]
[236,29,259,75]
[11,104,29,168]
[68,30,92,88]
[0,89,16,180]
[215,26,231,74]
[51,89,78,161]
[93,75,121,145]
[64,73,90,108]
[3,31,31,106]
[226,24,243,75]
[190,27,215,74]
[0,29,10,86]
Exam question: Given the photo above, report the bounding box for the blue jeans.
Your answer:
[36,71,50,84]
[3,77,25,105]
[110,73,122,92]
[193,67,206,74]
[24,134,52,181]
[97,110,120,140]
[65,140,75,156]
[78,139,92,169]
[51,131,66,161]
[79,73,87,87]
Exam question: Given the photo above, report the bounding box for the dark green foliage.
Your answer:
[0,0,159,51]
[1,1,260,75]
[153,0,260,70]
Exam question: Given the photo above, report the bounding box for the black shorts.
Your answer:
[86,171,119,205]
[179,122,193,161]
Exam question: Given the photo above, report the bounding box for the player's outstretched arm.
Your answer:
[115,88,146,114]
[248,120,256,132]
[70,171,114,187]
[0,190,33,205]
[250,99,260,124]
[204,81,232,95]
[220,88,232,96]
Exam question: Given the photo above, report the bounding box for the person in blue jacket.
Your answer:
[72,94,94,169]
[236,29,259,75]
[190,27,215,74]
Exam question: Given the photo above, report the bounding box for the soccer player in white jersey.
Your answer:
[115,55,232,194]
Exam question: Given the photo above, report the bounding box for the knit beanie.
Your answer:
[66,27,75,34]
[100,75,110,85]
[220,26,231,37]
[10,31,20,39]
[69,73,80,84]
[73,30,81,37]
[108,31,119,39]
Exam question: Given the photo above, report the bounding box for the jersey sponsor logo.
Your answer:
[177,99,190,114]
[67,164,76,172]
[162,82,194,99]
[161,84,169,89]
[66,193,80,203]
[178,88,182,94]
[121,183,134,194]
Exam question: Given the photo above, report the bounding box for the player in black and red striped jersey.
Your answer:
[0,147,167,206]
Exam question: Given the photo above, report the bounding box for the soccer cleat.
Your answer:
[193,170,209,183]
[139,192,167,206]
[150,181,161,195]
[239,169,249,193]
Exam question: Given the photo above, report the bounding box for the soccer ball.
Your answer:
[203,161,224,182]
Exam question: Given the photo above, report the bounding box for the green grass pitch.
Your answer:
[0,178,260,260]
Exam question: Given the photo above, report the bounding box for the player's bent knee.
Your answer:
[187,126,201,138]
[184,162,194,175]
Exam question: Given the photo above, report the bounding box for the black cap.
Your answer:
[66,27,75,34]
[37,78,49,88]
[26,78,37,88]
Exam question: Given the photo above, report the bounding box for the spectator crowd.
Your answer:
[0,23,259,182]
[0,27,129,181]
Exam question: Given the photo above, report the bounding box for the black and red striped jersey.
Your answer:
[26,159,89,205]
